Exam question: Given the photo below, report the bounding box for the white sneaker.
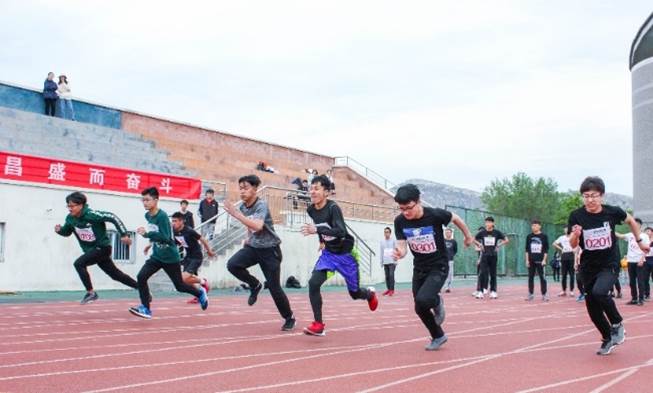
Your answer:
[475,292,484,299]
[472,291,479,297]
[490,291,498,299]
[483,289,489,295]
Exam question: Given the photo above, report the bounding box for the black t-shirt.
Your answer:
[568,205,627,269]
[180,211,195,228]
[525,233,549,263]
[394,207,452,269]
[444,239,458,261]
[307,200,353,254]
[174,226,203,260]
[475,229,506,256]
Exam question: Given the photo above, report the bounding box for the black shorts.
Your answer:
[181,257,203,275]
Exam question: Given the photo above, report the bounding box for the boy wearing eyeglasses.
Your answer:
[568,176,649,355]
[392,184,474,351]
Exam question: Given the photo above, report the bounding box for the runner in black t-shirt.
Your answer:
[392,184,474,351]
[474,217,509,299]
[169,213,214,304]
[525,219,549,301]
[568,176,649,355]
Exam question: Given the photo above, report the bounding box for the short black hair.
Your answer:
[445,227,453,232]
[311,175,331,190]
[239,174,261,187]
[205,189,215,195]
[635,218,643,225]
[645,226,653,232]
[141,187,159,199]
[384,227,392,233]
[180,199,189,205]
[394,184,420,204]
[485,216,495,222]
[65,191,87,205]
[579,176,605,195]
[531,219,541,225]
[171,212,184,220]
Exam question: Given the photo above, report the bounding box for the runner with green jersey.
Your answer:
[55,192,138,304]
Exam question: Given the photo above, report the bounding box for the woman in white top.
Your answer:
[57,75,75,121]
[380,227,397,296]
[553,227,575,296]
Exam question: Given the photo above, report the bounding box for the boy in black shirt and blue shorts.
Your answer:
[568,176,649,355]
[392,184,474,350]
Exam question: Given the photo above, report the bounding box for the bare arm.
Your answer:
[625,214,650,253]
[223,200,264,232]
[392,240,408,261]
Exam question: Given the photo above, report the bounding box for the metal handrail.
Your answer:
[334,156,397,191]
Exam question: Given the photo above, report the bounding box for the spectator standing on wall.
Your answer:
[57,75,75,121]
[198,189,219,240]
[43,72,58,116]
[326,169,336,195]
[179,199,195,228]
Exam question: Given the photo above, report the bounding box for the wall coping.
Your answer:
[0,79,335,162]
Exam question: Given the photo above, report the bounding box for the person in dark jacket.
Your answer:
[43,72,58,116]
[198,189,219,240]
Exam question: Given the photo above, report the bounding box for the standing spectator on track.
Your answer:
[616,218,650,306]
[380,227,397,296]
[443,228,458,293]
[525,219,549,302]
[474,217,509,299]
[178,199,195,228]
[57,74,75,120]
[554,227,575,296]
[198,189,218,240]
[43,72,58,116]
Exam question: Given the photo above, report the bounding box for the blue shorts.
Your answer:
[314,250,360,292]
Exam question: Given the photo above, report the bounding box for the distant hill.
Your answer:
[397,178,633,212]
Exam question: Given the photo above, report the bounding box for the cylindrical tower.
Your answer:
[631,12,653,223]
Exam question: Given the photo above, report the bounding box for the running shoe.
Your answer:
[596,339,616,355]
[80,292,98,305]
[576,294,585,302]
[281,316,296,331]
[382,290,391,296]
[569,291,575,297]
[444,288,451,293]
[433,296,445,325]
[542,295,549,302]
[367,287,378,311]
[557,291,567,297]
[489,291,498,299]
[304,321,326,336]
[611,323,625,345]
[198,287,209,310]
[525,294,534,301]
[475,291,484,299]
[626,299,639,305]
[425,335,448,351]
[388,290,395,296]
[129,304,152,319]
[201,278,210,294]
[248,282,262,306]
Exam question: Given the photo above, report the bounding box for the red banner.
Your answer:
[0,151,201,199]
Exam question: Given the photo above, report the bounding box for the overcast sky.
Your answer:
[2,1,650,195]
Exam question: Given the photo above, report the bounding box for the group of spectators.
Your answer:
[42,72,75,120]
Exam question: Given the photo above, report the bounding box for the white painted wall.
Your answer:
[0,181,411,292]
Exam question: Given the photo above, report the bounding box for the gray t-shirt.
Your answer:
[240,198,281,248]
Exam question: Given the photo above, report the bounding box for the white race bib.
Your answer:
[404,227,437,254]
[530,243,542,254]
[383,248,394,258]
[583,224,612,251]
[484,236,496,247]
[175,235,188,249]
[74,227,96,242]
[146,223,159,233]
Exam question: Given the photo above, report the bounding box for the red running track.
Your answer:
[1,283,652,393]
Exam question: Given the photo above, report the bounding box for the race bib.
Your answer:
[146,223,159,233]
[530,242,542,254]
[484,236,496,247]
[175,235,188,249]
[74,227,96,242]
[383,248,394,258]
[403,226,437,254]
[583,224,612,251]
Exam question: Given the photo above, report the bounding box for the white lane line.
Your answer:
[588,368,641,393]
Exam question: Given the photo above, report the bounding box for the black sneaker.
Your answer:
[596,339,616,355]
[248,282,262,306]
[611,323,625,345]
[637,300,644,306]
[81,292,98,305]
[281,317,296,331]
[626,299,638,305]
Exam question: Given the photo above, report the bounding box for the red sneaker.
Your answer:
[201,279,210,294]
[382,290,391,296]
[367,287,378,311]
[187,297,199,304]
[388,290,395,296]
[304,321,326,336]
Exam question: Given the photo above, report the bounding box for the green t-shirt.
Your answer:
[57,205,128,252]
[144,208,180,263]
